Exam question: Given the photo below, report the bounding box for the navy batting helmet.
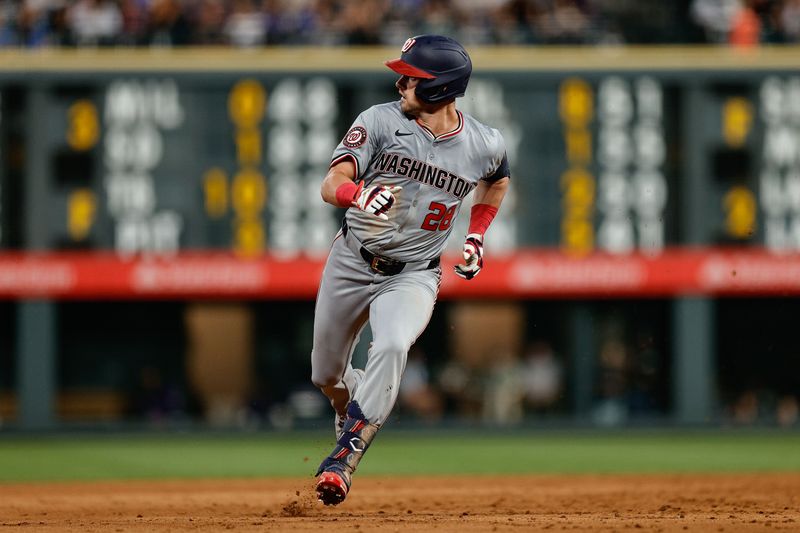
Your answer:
[384,35,472,104]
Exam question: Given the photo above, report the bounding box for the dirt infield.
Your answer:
[1,473,798,532]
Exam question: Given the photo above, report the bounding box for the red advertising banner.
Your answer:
[0,248,798,300]
[439,248,800,298]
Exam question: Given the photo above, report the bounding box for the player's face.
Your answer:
[396,75,424,115]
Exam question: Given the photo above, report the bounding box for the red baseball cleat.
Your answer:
[316,470,349,506]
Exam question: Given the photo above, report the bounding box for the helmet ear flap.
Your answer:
[418,72,469,104]
[425,85,449,104]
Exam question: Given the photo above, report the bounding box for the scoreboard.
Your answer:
[23,76,343,257]
[0,46,799,298]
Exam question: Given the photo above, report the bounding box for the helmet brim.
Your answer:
[384,59,437,79]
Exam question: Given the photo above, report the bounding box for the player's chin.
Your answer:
[399,99,417,115]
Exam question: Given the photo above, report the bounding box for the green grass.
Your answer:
[0,430,798,483]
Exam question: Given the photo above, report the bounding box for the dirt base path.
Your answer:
[1,473,798,532]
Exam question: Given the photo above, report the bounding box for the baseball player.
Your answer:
[311,34,510,505]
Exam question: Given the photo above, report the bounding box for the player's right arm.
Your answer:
[321,159,402,221]
[324,106,402,220]
[321,159,359,208]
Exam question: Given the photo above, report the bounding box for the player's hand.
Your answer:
[355,184,402,221]
[453,233,483,280]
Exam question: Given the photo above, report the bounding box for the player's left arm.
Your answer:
[454,152,510,280]
[472,176,509,214]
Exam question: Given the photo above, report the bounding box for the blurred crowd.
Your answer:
[395,341,567,427]
[0,0,799,48]
[121,324,799,430]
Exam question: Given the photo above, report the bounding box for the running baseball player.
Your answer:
[311,34,510,505]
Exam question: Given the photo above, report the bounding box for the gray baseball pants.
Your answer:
[310,227,441,426]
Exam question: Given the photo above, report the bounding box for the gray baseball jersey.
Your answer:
[331,101,509,262]
[311,100,510,427]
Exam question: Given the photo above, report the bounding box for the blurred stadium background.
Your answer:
[0,0,799,451]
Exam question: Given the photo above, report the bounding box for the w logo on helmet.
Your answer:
[401,38,416,53]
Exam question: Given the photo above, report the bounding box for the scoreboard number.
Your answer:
[597,76,666,255]
[228,79,268,256]
[103,79,185,255]
[67,100,99,152]
[759,77,800,251]
[559,78,595,255]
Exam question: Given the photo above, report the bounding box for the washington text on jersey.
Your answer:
[372,152,475,199]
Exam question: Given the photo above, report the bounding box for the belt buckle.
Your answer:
[370,255,387,275]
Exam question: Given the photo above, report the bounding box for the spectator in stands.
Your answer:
[592,322,630,426]
[397,346,444,423]
[47,3,71,45]
[418,0,462,39]
[776,395,798,427]
[520,340,563,413]
[0,0,797,49]
[263,0,321,45]
[336,0,388,44]
[689,0,780,46]
[379,0,425,45]
[691,0,741,43]
[118,0,148,45]
[15,0,53,46]
[731,389,760,424]
[438,355,483,420]
[729,0,762,46]
[537,0,592,44]
[126,364,191,424]
[223,0,266,47]
[146,0,191,46]
[66,0,123,46]
[489,0,542,44]
[0,1,23,46]
[778,0,800,41]
[481,345,525,426]
[466,0,496,42]
[191,0,227,45]
[0,1,14,46]
[752,0,789,42]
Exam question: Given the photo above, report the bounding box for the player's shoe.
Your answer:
[317,400,377,506]
[335,368,365,440]
[315,459,351,506]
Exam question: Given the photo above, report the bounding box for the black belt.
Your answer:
[342,220,440,276]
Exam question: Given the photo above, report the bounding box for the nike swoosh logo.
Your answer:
[394,129,413,137]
